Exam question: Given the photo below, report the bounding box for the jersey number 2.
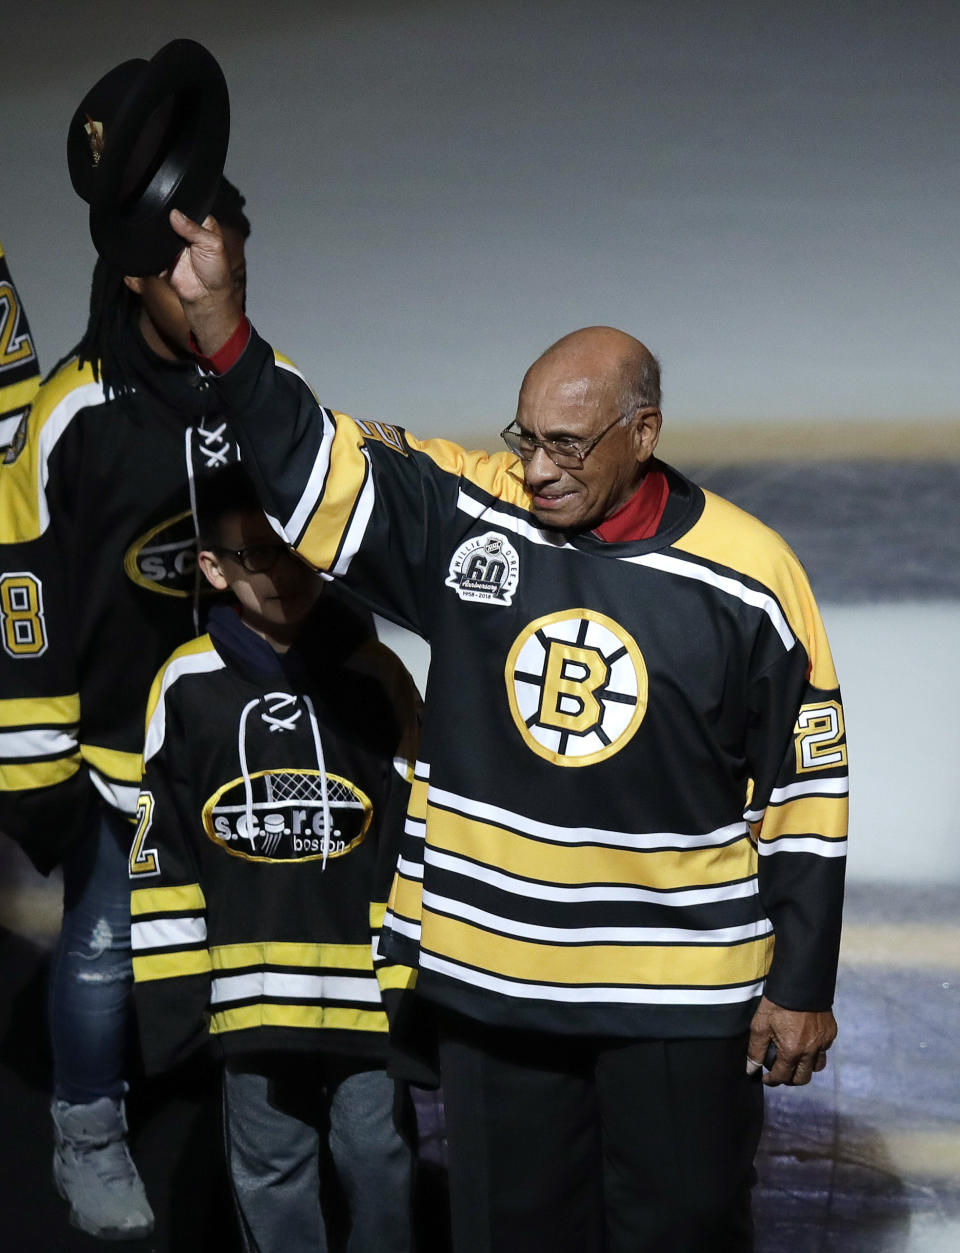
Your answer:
[129,792,161,877]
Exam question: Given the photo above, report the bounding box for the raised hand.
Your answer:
[167,209,244,355]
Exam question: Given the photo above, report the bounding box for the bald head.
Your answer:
[520,326,661,419]
[512,327,664,532]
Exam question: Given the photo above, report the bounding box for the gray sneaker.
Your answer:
[51,1096,155,1240]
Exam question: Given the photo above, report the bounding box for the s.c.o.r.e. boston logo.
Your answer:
[124,510,208,597]
[505,609,648,767]
[201,769,372,863]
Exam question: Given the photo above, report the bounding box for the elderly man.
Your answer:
[168,209,847,1253]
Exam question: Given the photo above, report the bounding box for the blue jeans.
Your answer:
[49,803,134,1104]
[224,1054,415,1253]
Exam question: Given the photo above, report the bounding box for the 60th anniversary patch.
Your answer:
[506,610,648,766]
[445,531,520,605]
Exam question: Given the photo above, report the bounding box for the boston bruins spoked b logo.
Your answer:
[506,610,648,767]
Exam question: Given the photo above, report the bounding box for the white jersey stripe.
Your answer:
[403,816,426,841]
[132,915,207,951]
[331,452,377,577]
[455,489,567,550]
[625,552,795,651]
[0,413,23,445]
[767,776,849,807]
[383,912,421,942]
[422,890,773,947]
[419,951,766,1006]
[210,970,381,1005]
[758,835,847,858]
[397,854,425,881]
[454,488,795,648]
[0,727,76,758]
[282,401,336,541]
[36,380,106,534]
[89,769,140,817]
[424,847,758,906]
[144,648,226,762]
[428,785,749,852]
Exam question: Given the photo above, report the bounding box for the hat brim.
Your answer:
[68,39,229,276]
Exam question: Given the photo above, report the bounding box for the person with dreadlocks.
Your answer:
[0,177,276,1240]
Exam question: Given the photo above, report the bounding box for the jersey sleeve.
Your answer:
[349,637,443,1082]
[129,665,212,1073]
[212,327,518,636]
[356,640,421,1006]
[0,399,87,872]
[746,574,848,1012]
[0,241,41,444]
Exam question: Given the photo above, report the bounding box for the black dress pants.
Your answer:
[437,1014,763,1253]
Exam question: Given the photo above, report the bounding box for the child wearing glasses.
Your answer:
[130,463,421,1253]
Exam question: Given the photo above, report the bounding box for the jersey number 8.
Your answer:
[0,572,47,657]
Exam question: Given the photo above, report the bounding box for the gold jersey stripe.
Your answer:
[427,806,757,890]
[0,753,80,791]
[298,412,370,567]
[375,963,418,991]
[404,435,529,508]
[210,1002,389,1035]
[0,359,101,541]
[0,377,39,411]
[674,492,840,690]
[369,901,387,929]
[758,795,848,842]
[389,871,425,922]
[80,743,143,785]
[423,912,774,987]
[144,633,218,725]
[133,949,212,981]
[0,692,80,728]
[408,774,429,821]
[297,422,530,569]
[210,941,374,972]
[131,882,206,916]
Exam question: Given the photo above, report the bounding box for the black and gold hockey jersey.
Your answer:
[0,241,40,452]
[130,599,420,1073]
[209,326,848,1041]
[0,322,298,871]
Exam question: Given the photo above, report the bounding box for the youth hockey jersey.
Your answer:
[0,321,296,872]
[131,598,420,1073]
[206,325,849,1042]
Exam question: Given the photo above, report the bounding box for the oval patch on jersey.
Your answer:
[202,769,372,862]
[124,509,212,598]
[505,609,648,767]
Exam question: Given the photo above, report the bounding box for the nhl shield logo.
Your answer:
[445,531,520,605]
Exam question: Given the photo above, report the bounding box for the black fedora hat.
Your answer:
[67,39,229,276]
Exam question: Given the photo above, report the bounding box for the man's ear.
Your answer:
[123,275,145,296]
[197,548,229,592]
[633,407,662,465]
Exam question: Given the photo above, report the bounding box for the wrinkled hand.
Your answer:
[167,209,243,355]
[747,995,837,1087]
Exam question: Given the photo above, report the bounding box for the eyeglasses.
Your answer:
[212,543,290,574]
[500,406,658,470]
